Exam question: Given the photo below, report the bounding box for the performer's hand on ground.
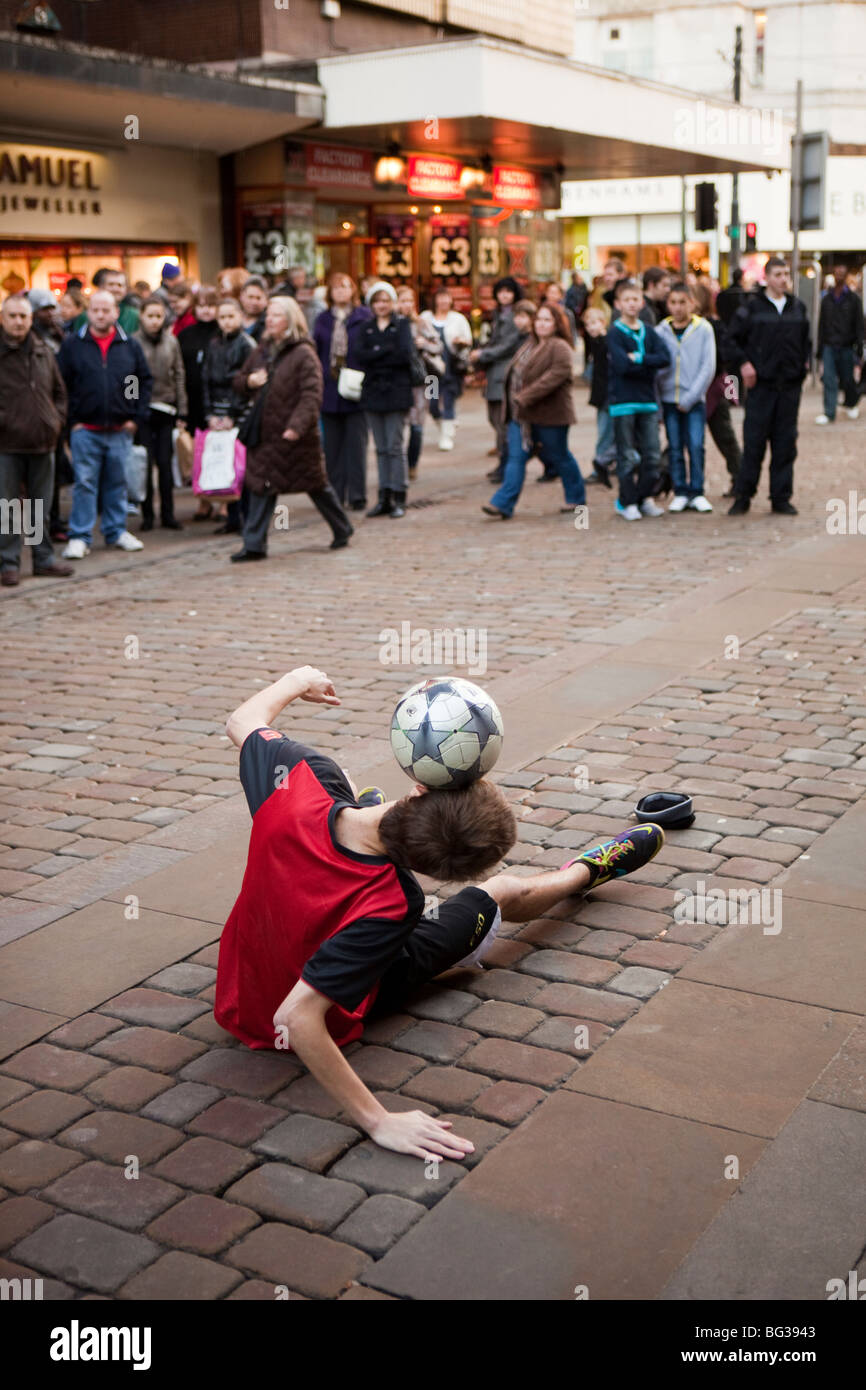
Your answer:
[292,665,341,705]
[368,1109,475,1161]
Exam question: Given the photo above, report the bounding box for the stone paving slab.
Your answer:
[0,1002,69,1062]
[104,839,248,924]
[565,978,859,1137]
[679,896,866,1015]
[365,1090,766,1300]
[0,904,219,1016]
[773,798,866,910]
[660,1100,866,1301]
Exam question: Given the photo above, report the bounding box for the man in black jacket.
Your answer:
[815,263,863,424]
[57,290,152,559]
[0,295,72,587]
[727,258,811,516]
[716,268,747,326]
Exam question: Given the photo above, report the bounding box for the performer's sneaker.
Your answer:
[357,786,386,807]
[562,824,665,890]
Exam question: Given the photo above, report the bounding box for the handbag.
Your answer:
[192,428,246,498]
[409,343,427,387]
[237,377,270,449]
[173,426,194,482]
[337,366,365,401]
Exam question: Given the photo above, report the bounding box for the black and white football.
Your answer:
[390,677,504,789]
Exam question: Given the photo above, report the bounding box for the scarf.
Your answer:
[329,307,349,379]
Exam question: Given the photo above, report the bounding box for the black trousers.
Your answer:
[367,887,499,1018]
[140,410,176,524]
[321,411,368,506]
[735,382,801,504]
[242,483,352,554]
[708,398,743,482]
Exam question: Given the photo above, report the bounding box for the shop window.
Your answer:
[315,204,369,238]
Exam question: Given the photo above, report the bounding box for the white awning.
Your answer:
[318,37,790,179]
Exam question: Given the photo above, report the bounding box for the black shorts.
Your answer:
[367,885,500,1018]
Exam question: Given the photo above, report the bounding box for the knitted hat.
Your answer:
[161,262,182,281]
[493,276,522,300]
[27,289,57,311]
[365,280,398,306]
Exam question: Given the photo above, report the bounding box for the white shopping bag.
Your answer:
[125,444,148,502]
[199,428,239,492]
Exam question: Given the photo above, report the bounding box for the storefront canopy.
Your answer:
[0,34,324,155]
[318,36,791,179]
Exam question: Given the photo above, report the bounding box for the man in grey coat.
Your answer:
[471,276,522,482]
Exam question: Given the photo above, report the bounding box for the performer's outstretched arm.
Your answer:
[225,665,340,748]
[276,981,474,1162]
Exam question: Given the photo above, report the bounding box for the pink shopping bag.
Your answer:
[192,428,246,499]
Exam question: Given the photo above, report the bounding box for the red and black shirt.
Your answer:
[215,728,424,1050]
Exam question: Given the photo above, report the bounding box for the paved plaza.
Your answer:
[1,386,865,1301]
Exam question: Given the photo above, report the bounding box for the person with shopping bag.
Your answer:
[229,297,353,562]
[199,298,257,531]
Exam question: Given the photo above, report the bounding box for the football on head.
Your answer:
[390,677,504,789]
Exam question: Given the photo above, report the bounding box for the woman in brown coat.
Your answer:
[483,301,586,519]
[231,297,353,561]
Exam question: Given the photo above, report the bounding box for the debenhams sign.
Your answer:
[0,146,103,216]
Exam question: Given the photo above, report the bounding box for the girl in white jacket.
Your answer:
[420,290,473,450]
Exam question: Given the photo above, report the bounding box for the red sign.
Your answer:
[305,144,373,191]
[407,155,462,200]
[493,166,542,210]
[48,272,71,294]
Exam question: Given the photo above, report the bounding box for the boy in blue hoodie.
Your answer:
[656,283,717,513]
[607,280,672,521]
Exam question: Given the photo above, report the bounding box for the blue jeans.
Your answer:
[429,381,458,421]
[612,410,661,507]
[531,425,585,506]
[490,420,531,515]
[594,408,617,465]
[69,428,132,545]
[822,345,857,418]
[490,420,584,516]
[663,402,706,499]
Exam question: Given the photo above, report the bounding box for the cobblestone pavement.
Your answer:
[1,385,864,1299]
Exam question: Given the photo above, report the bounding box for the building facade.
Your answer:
[1,0,784,305]
[570,1,866,272]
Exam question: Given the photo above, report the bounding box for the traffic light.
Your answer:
[744,222,757,252]
[695,182,718,231]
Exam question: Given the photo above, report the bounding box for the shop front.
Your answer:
[234,137,562,310]
[0,139,221,297]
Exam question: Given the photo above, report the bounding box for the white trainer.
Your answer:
[113,531,144,552]
[688,495,714,512]
[438,419,456,451]
[668,495,689,513]
[640,498,665,517]
[815,414,831,424]
[846,407,860,420]
[62,538,90,560]
[620,504,641,521]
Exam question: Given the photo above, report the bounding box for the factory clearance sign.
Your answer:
[407,155,463,200]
